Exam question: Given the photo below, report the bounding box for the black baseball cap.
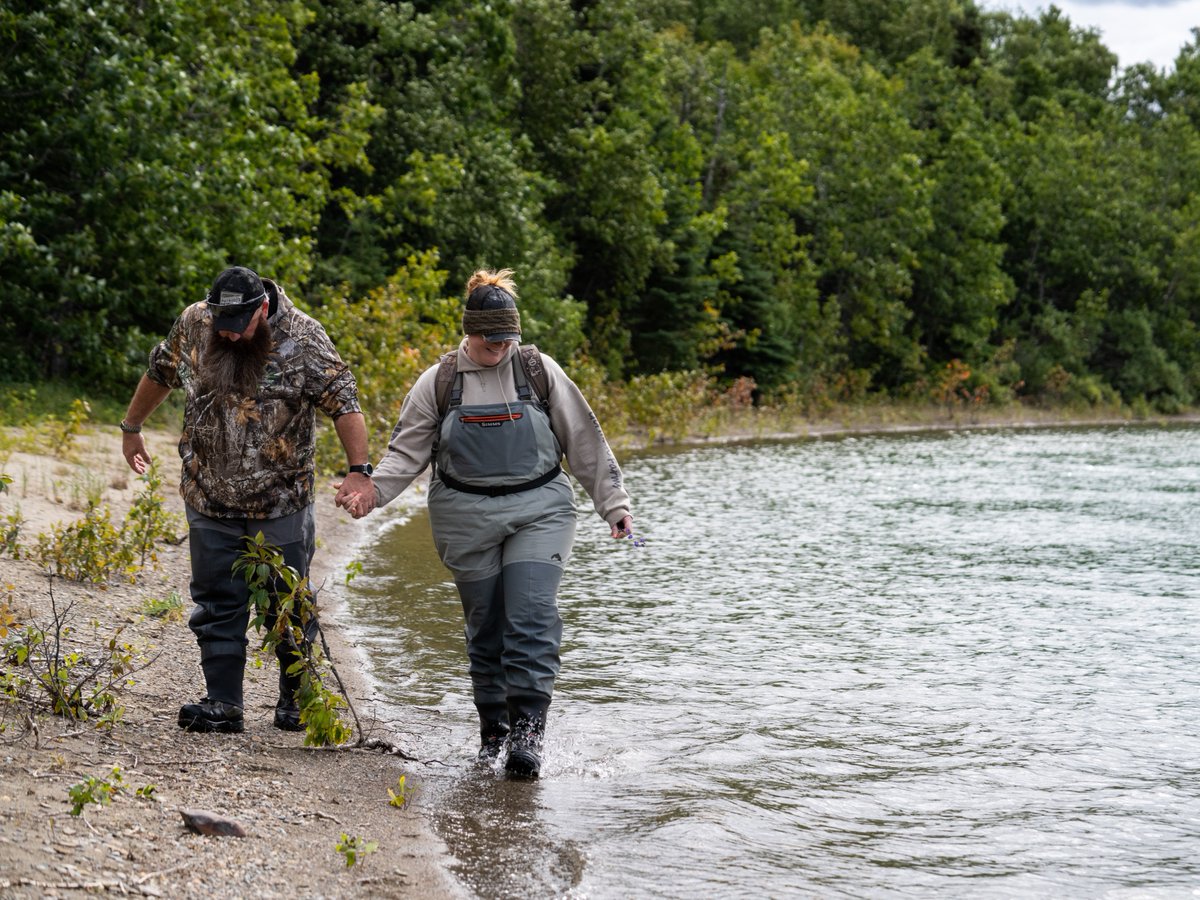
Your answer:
[207,266,267,333]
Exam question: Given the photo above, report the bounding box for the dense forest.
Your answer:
[3,0,1199,426]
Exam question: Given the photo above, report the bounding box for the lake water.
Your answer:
[336,424,1200,898]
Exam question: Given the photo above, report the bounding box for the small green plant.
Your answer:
[124,463,181,568]
[0,586,15,638]
[236,534,360,747]
[68,765,124,816]
[140,590,185,621]
[387,774,414,809]
[0,506,22,559]
[2,578,155,725]
[43,400,90,460]
[65,469,106,512]
[335,833,378,868]
[30,503,135,583]
[344,559,364,586]
[65,766,155,815]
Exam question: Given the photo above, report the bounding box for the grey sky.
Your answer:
[980,0,1200,71]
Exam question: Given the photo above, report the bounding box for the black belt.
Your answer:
[437,465,562,497]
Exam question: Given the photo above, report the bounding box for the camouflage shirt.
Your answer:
[146,280,360,519]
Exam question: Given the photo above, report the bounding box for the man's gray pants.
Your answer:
[185,505,316,707]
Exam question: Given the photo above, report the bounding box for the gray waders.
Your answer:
[185,505,317,709]
[428,360,575,774]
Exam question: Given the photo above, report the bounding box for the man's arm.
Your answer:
[333,411,376,516]
[121,374,172,474]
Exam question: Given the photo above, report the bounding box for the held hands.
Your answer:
[334,473,377,519]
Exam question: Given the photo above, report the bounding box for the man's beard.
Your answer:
[200,321,274,398]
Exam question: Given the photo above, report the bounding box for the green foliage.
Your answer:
[30,504,135,584]
[65,766,156,815]
[235,533,354,747]
[22,463,178,583]
[0,508,21,560]
[387,774,414,809]
[68,766,124,816]
[0,585,16,639]
[123,464,183,569]
[624,370,717,444]
[2,0,1199,414]
[335,833,378,868]
[140,591,186,622]
[0,0,370,390]
[2,583,152,726]
[309,252,459,459]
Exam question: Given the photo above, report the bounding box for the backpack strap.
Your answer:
[434,351,459,419]
[517,343,550,413]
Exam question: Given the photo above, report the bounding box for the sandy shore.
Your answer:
[0,425,463,899]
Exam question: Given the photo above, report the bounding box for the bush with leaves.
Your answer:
[235,533,360,747]
[2,579,156,729]
[24,464,179,584]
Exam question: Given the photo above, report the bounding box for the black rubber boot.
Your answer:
[273,662,304,732]
[178,698,244,733]
[199,650,245,708]
[184,650,246,733]
[504,695,549,778]
[476,702,510,764]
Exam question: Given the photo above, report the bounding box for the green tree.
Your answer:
[296,0,582,359]
[742,26,933,391]
[0,0,370,388]
[898,50,1013,368]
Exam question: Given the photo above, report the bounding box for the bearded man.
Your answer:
[120,265,376,734]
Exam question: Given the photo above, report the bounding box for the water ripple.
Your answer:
[342,425,1200,897]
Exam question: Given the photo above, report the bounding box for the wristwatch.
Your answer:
[348,463,374,477]
[119,420,142,434]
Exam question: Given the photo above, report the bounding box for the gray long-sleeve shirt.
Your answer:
[372,341,631,526]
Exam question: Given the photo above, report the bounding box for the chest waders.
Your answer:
[427,354,576,776]
[180,504,317,733]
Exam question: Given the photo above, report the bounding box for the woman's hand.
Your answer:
[610,514,633,539]
[334,475,376,519]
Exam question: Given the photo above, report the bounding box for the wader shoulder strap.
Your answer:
[434,345,549,419]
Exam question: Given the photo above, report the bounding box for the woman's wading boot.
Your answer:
[505,696,549,778]
[476,702,510,763]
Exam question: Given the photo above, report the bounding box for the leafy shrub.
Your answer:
[624,370,716,443]
[23,464,179,583]
[236,533,358,747]
[2,582,154,726]
[309,254,460,475]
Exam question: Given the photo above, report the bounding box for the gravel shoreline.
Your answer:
[0,425,463,899]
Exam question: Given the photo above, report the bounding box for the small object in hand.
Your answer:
[180,808,248,837]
